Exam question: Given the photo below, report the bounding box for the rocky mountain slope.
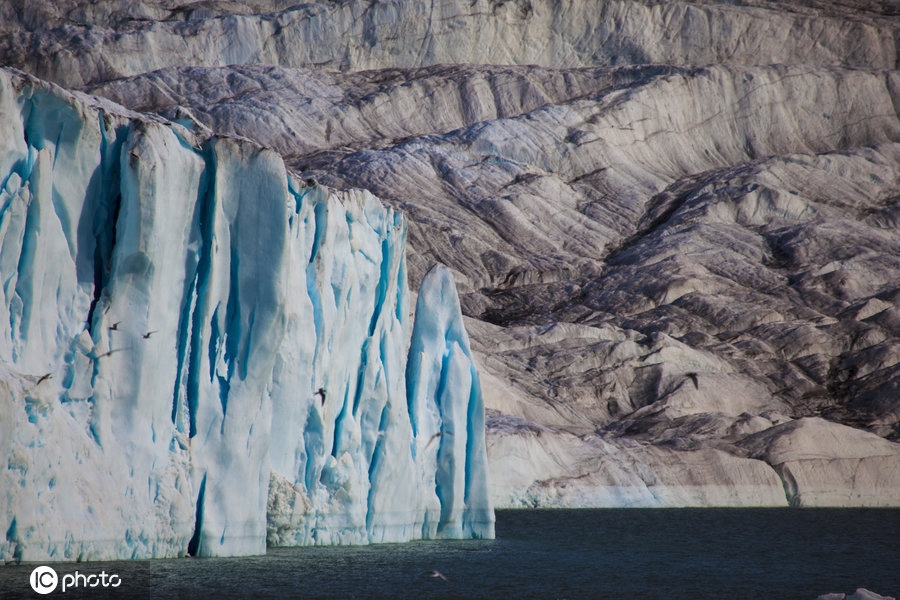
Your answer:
[2,0,900,509]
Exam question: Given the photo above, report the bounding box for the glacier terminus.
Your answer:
[0,67,494,562]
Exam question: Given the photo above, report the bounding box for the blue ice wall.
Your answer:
[407,264,495,539]
[0,68,493,562]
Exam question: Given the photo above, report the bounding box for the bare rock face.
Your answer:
[2,0,897,88]
[741,418,900,507]
[2,0,900,508]
[487,413,788,507]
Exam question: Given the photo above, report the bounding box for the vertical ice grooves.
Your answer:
[209,306,221,381]
[84,119,106,334]
[306,201,326,368]
[365,403,390,531]
[224,246,241,382]
[406,264,495,540]
[186,147,218,439]
[86,241,104,336]
[86,112,126,338]
[5,517,20,562]
[309,201,327,265]
[463,364,485,533]
[352,339,369,416]
[187,473,207,556]
[171,266,197,428]
[286,176,307,228]
[367,238,390,337]
[170,143,210,430]
[0,73,495,559]
[11,181,38,348]
[331,386,351,458]
[432,350,452,525]
[394,218,406,324]
[217,371,230,424]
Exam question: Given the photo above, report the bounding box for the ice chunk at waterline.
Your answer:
[0,67,493,561]
[406,265,494,540]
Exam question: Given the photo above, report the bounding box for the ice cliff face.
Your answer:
[0,69,492,561]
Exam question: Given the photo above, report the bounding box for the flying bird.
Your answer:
[316,387,327,405]
[95,347,130,359]
[142,330,158,339]
[424,432,442,450]
[27,372,54,393]
[108,321,121,331]
[429,570,449,582]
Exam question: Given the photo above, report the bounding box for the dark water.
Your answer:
[2,509,898,599]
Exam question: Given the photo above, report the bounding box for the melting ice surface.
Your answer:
[0,68,493,561]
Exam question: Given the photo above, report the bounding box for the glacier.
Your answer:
[0,67,493,562]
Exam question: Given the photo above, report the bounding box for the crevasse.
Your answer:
[0,68,493,562]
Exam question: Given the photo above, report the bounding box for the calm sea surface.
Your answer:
[2,508,898,599]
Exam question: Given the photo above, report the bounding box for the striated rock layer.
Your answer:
[1,0,898,89]
[1,0,900,513]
